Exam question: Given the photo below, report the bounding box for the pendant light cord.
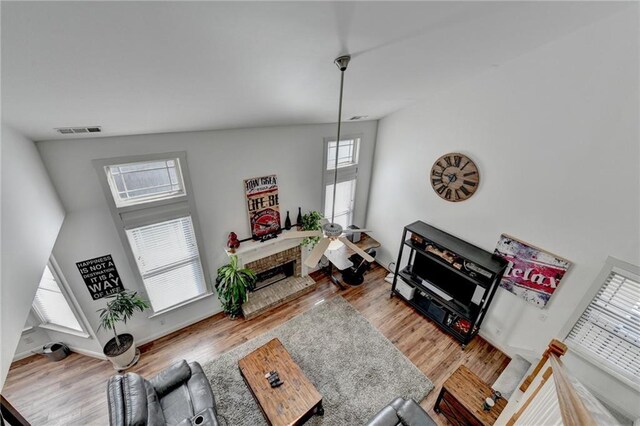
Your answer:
[330,68,345,225]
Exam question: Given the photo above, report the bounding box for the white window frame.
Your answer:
[561,256,640,389]
[105,158,187,208]
[33,256,91,338]
[321,135,361,227]
[93,152,212,315]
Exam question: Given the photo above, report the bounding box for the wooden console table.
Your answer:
[434,365,507,426]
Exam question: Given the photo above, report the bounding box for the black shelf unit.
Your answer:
[391,221,507,349]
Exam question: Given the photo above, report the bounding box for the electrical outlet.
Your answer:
[160,319,166,326]
[24,336,33,344]
[539,313,548,322]
[495,328,502,336]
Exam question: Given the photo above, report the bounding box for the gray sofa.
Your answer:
[107,360,219,426]
[366,398,436,426]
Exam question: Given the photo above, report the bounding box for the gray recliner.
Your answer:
[366,398,437,426]
[107,360,219,426]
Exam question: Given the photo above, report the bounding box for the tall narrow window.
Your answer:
[95,153,211,314]
[565,258,640,381]
[323,137,360,228]
[33,260,84,333]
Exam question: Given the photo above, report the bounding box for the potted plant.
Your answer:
[300,210,324,248]
[215,255,257,319]
[97,290,150,370]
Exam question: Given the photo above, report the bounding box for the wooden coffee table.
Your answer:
[238,338,323,426]
[434,365,507,426]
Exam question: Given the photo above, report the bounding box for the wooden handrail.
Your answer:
[548,353,597,426]
[520,338,567,392]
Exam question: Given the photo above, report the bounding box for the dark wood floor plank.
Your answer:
[2,265,509,425]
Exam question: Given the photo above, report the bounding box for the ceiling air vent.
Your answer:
[55,126,102,135]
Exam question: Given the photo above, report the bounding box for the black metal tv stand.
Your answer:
[391,221,507,349]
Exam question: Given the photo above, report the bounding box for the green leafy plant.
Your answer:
[301,210,324,248]
[97,291,150,348]
[215,255,257,318]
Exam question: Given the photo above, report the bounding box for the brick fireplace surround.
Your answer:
[225,230,316,319]
[245,246,302,282]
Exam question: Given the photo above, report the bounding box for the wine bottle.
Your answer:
[296,207,302,230]
[284,211,292,230]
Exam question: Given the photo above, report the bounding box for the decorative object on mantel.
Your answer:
[494,234,571,308]
[226,232,240,253]
[284,211,292,230]
[296,207,302,230]
[299,210,323,248]
[430,152,480,202]
[215,255,257,319]
[279,55,375,270]
[244,175,281,240]
[97,290,149,370]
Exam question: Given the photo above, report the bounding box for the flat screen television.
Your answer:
[411,252,478,306]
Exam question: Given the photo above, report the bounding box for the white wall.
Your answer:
[1,125,66,390]
[366,9,639,417]
[36,121,377,354]
[13,313,52,360]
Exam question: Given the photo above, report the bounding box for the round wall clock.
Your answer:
[430,153,480,202]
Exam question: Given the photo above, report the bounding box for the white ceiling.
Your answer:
[1,1,629,142]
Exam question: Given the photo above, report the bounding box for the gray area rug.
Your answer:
[202,296,433,426]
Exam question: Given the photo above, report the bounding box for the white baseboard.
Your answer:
[136,308,223,347]
[69,346,107,360]
[12,349,37,362]
[12,344,106,362]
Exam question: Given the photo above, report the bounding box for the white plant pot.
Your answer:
[104,333,139,370]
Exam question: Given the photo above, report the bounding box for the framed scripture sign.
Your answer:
[76,254,124,300]
[244,175,281,239]
[494,234,571,308]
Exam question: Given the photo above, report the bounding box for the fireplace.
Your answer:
[224,230,315,319]
[254,260,295,291]
[244,245,302,291]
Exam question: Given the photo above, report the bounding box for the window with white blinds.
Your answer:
[126,216,206,312]
[33,263,84,332]
[566,265,640,381]
[96,153,211,315]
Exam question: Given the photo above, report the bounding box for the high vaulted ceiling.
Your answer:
[1,1,629,141]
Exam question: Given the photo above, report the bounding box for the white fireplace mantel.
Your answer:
[224,229,310,275]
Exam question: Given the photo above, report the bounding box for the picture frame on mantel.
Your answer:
[494,234,571,308]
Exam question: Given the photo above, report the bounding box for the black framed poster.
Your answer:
[76,254,124,300]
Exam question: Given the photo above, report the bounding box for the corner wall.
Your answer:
[1,125,65,389]
[365,9,639,417]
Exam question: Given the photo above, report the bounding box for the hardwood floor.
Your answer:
[2,265,510,425]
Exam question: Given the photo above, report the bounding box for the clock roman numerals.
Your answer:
[430,153,479,202]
